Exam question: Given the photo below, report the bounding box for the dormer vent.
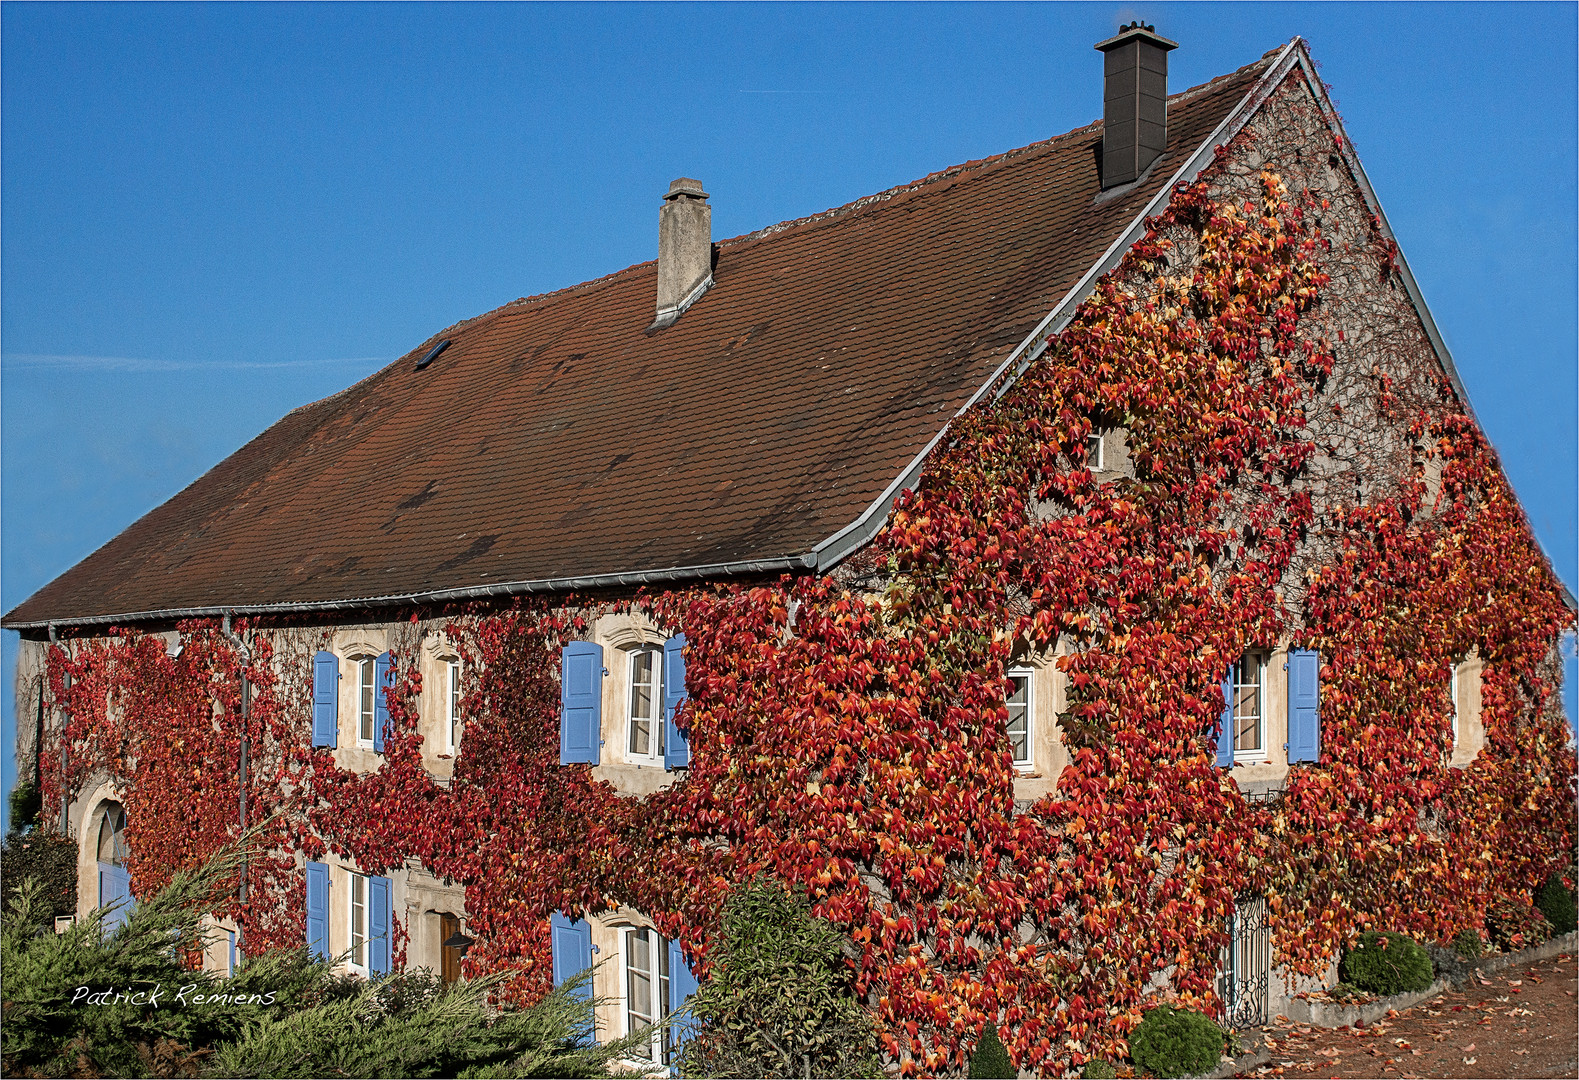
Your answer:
[1095,23,1179,189]
[654,177,712,328]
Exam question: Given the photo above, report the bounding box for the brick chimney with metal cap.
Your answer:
[654,177,712,327]
[1095,23,1179,189]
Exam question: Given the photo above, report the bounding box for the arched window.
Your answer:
[96,804,128,866]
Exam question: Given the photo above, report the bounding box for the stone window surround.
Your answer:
[328,629,389,774]
[591,614,679,797]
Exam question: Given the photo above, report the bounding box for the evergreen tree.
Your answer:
[680,877,880,1079]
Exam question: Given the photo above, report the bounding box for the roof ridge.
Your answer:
[715,50,1281,250]
[334,46,1284,381]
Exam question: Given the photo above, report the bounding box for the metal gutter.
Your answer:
[810,40,1304,573]
[2,553,817,631]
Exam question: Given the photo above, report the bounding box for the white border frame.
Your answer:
[1006,666,1035,770]
[346,869,369,977]
[444,657,462,756]
[623,645,665,767]
[353,655,377,748]
[1232,655,1268,765]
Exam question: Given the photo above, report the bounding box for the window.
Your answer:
[1232,655,1266,762]
[625,926,671,1062]
[97,804,128,866]
[355,656,377,746]
[1006,667,1034,768]
[1086,431,1104,470]
[626,646,665,765]
[349,871,368,972]
[445,658,462,755]
[1450,666,1460,753]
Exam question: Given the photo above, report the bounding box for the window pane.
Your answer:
[627,928,654,1039]
[1006,673,1031,763]
[629,650,659,757]
[1234,661,1262,752]
[351,874,366,966]
[359,659,375,742]
[1086,432,1103,468]
[448,661,461,751]
[632,652,656,717]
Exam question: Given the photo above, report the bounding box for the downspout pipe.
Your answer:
[48,623,69,835]
[220,613,251,913]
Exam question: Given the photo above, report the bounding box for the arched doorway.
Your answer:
[95,803,133,933]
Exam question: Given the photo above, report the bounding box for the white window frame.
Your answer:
[347,870,369,975]
[621,925,671,1065]
[1231,655,1267,764]
[1086,430,1105,470]
[1006,666,1035,770]
[354,656,377,747]
[444,657,462,756]
[625,645,665,766]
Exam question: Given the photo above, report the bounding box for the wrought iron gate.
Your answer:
[1218,895,1270,1029]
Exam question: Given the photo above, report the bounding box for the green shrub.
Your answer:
[1486,896,1555,951]
[1534,872,1577,936]
[1340,931,1433,996]
[7,779,41,833]
[1,830,77,921]
[1452,927,1484,959]
[678,877,880,1079]
[1128,1004,1223,1078]
[1082,1057,1118,1079]
[968,1025,1015,1078]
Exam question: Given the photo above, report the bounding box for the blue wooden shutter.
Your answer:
[662,634,689,770]
[1287,649,1321,764]
[668,936,699,1060]
[228,929,238,975]
[1217,666,1236,767]
[559,642,603,765]
[373,652,393,753]
[312,652,339,748]
[305,861,330,959]
[550,911,594,1000]
[369,875,392,976]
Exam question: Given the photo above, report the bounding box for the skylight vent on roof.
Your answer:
[415,339,451,371]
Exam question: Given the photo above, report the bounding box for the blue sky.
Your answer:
[3,3,1575,828]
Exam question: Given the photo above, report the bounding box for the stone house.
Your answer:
[6,28,1571,1074]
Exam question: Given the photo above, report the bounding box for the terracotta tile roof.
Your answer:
[5,53,1278,628]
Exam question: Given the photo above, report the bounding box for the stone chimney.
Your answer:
[654,177,712,327]
[1095,23,1178,189]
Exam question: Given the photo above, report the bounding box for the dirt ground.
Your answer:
[1241,952,1578,1079]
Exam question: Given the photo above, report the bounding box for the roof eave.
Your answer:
[0,552,818,632]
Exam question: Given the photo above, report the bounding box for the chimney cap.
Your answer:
[1094,23,1178,52]
[664,177,709,201]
